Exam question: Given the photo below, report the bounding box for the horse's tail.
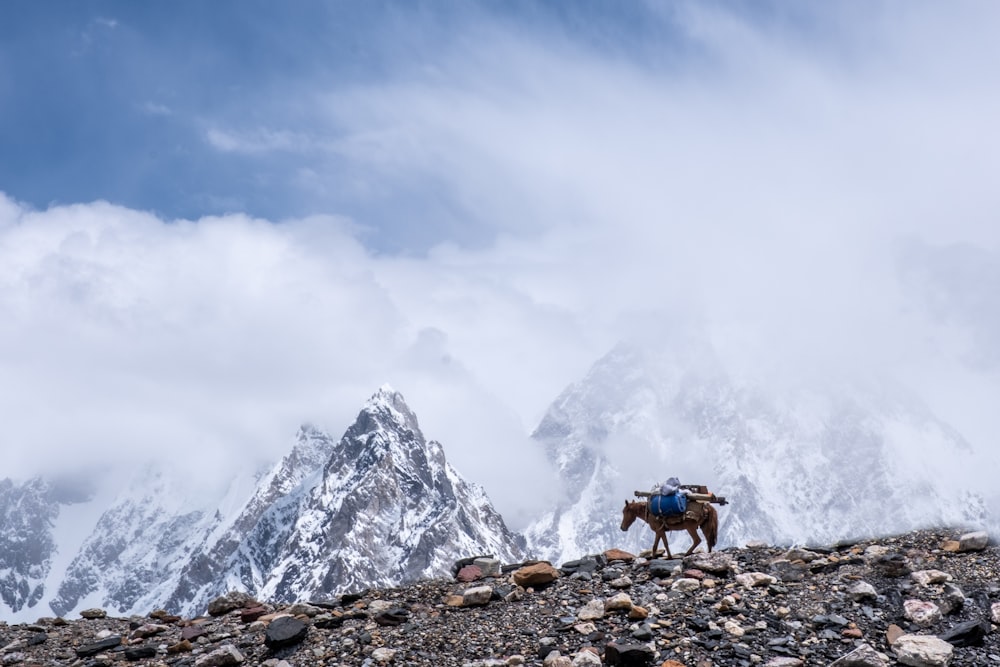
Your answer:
[703,504,719,552]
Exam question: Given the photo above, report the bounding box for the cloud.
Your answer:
[3,2,1000,522]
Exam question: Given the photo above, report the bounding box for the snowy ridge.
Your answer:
[255,385,526,602]
[525,340,987,562]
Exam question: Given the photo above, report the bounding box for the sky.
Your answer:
[2,1,999,525]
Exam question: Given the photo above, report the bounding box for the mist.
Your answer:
[2,2,999,525]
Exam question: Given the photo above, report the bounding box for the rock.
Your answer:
[124,645,158,661]
[513,562,561,587]
[263,616,308,649]
[683,552,733,575]
[958,530,988,552]
[770,559,808,582]
[194,644,244,666]
[604,592,633,612]
[372,647,397,663]
[886,624,906,645]
[79,607,107,619]
[647,560,675,578]
[911,570,952,586]
[848,581,878,601]
[939,583,965,615]
[240,605,269,623]
[74,635,122,658]
[577,599,605,621]
[462,586,494,607]
[207,591,256,616]
[783,548,821,562]
[286,602,322,617]
[892,634,954,666]
[904,600,942,627]
[604,549,634,562]
[939,540,960,552]
[571,648,602,665]
[628,605,648,620]
[829,642,891,666]
[670,578,701,592]
[374,608,411,625]
[473,557,502,577]
[938,619,989,647]
[873,553,911,577]
[167,639,194,654]
[131,623,169,638]
[764,658,804,667]
[736,572,777,588]
[992,601,1000,624]
[603,641,654,666]
[457,564,484,582]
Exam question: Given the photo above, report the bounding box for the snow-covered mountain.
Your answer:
[243,385,526,604]
[0,478,58,616]
[524,341,987,563]
[0,386,524,621]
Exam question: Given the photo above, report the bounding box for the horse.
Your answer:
[620,499,718,559]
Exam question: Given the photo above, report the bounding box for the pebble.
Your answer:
[1,528,997,667]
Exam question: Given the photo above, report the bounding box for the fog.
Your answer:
[1,2,999,525]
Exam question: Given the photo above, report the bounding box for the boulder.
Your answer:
[958,531,988,552]
[513,562,560,588]
[892,634,953,667]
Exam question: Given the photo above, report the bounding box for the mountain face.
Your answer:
[0,386,525,621]
[524,341,987,564]
[234,385,526,605]
[0,478,59,616]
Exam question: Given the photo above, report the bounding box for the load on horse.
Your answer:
[620,477,727,559]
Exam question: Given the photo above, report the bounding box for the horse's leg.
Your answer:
[664,528,673,560]
[684,525,702,556]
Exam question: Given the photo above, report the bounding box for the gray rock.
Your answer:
[828,642,891,666]
[892,634,953,666]
[263,616,308,649]
[958,531,988,552]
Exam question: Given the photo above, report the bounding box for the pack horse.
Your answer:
[620,483,726,559]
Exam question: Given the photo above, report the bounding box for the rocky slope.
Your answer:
[0,386,525,621]
[0,528,994,667]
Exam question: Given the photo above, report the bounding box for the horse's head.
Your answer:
[620,500,638,531]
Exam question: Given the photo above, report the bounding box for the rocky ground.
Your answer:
[2,528,999,667]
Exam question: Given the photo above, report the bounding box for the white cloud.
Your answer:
[4,2,1000,522]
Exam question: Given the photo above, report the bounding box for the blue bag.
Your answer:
[650,493,687,517]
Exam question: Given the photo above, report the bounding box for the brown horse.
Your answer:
[620,499,718,559]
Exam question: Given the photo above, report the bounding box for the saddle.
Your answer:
[661,500,705,526]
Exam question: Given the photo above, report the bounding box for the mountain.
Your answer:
[524,341,987,563]
[244,384,526,603]
[0,385,525,621]
[0,478,59,616]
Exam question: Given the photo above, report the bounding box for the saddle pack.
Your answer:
[649,492,687,517]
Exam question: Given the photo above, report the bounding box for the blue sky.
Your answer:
[2,1,1000,518]
[1,1,692,251]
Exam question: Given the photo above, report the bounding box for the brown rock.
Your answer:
[886,624,905,645]
[240,606,268,623]
[604,548,635,562]
[456,564,483,582]
[661,661,687,667]
[940,540,961,552]
[841,627,863,639]
[628,605,649,620]
[167,639,193,654]
[513,562,560,588]
[444,595,464,607]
